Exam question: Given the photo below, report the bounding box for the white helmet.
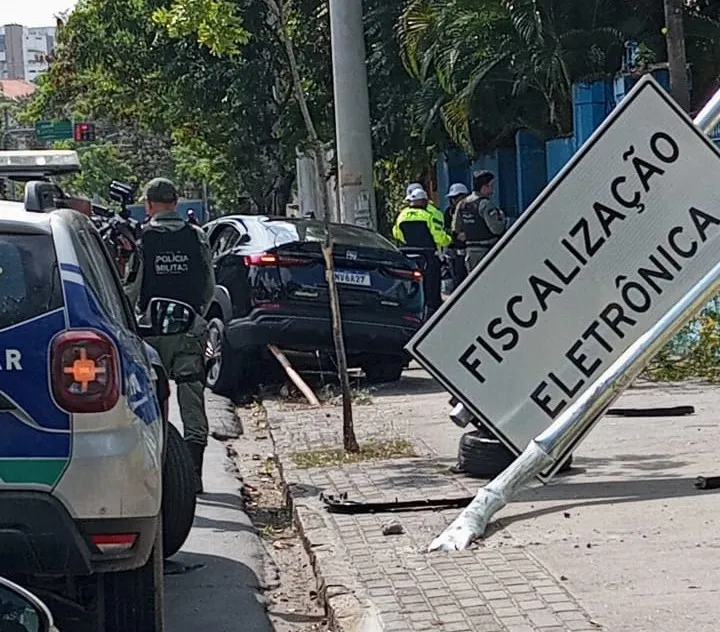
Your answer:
[407,188,428,202]
[447,183,469,198]
[405,182,425,200]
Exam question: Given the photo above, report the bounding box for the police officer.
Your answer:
[452,170,507,272]
[187,209,200,226]
[444,183,469,288]
[124,178,216,494]
[392,187,450,313]
[405,182,444,226]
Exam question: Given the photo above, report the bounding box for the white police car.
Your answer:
[0,151,196,631]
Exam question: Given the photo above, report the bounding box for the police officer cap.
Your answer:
[447,183,469,197]
[144,178,178,204]
[407,188,428,202]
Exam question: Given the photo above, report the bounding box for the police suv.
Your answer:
[0,151,196,631]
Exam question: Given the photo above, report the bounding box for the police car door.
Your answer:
[0,227,68,487]
[64,220,162,433]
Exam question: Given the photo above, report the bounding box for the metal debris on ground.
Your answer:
[320,491,474,514]
[381,520,404,536]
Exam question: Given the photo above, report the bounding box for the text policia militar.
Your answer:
[458,130,720,419]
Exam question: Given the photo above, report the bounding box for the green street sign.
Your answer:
[35,119,73,142]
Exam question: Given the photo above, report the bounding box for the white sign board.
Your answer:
[408,75,720,480]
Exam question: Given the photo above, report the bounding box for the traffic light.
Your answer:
[73,122,96,142]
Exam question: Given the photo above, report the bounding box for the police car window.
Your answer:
[0,234,63,331]
[72,227,130,328]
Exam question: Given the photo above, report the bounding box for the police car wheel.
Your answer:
[457,430,573,478]
[205,318,239,396]
[102,516,164,631]
[162,424,197,558]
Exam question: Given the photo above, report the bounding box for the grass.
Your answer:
[255,506,293,539]
[291,438,416,469]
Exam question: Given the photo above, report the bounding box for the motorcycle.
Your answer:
[90,201,141,279]
[0,576,59,632]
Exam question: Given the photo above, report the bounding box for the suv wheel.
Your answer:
[102,517,164,631]
[205,318,239,397]
[162,424,197,558]
[362,359,405,384]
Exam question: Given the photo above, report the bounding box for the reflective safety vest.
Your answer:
[392,206,452,248]
[138,224,206,314]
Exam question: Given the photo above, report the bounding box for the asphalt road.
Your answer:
[164,391,272,632]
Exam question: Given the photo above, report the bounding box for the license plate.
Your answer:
[334,269,371,287]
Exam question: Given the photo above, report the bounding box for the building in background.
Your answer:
[0,24,56,81]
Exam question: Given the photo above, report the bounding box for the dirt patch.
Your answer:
[229,411,329,632]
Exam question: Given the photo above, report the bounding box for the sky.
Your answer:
[1,0,78,27]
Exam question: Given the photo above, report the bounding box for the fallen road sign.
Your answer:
[407,75,720,480]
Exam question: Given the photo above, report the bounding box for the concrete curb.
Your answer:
[258,408,385,632]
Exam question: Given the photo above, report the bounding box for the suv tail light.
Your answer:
[51,331,120,413]
[388,267,423,281]
[244,253,312,267]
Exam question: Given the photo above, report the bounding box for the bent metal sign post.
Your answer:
[407,75,720,481]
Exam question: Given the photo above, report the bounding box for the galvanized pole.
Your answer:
[429,87,720,552]
[329,0,377,231]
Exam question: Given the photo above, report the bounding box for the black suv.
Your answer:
[203,215,425,394]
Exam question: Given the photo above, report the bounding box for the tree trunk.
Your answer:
[664,0,690,112]
[265,0,359,452]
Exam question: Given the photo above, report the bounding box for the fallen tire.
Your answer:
[103,517,164,632]
[162,424,197,558]
[457,430,572,478]
[362,359,405,384]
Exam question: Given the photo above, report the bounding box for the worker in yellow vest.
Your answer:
[392,187,450,313]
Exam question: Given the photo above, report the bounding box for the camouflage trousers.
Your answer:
[145,316,209,447]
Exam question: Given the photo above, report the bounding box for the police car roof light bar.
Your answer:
[0,150,81,178]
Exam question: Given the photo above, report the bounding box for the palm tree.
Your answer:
[397,0,630,154]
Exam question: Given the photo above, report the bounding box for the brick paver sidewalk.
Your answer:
[262,401,601,632]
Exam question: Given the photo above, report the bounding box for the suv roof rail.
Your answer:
[0,150,81,179]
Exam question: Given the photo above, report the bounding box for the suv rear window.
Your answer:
[0,234,63,330]
[265,219,397,251]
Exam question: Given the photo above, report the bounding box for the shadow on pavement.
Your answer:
[480,476,720,538]
[197,491,247,511]
[165,550,272,632]
[370,374,447,398]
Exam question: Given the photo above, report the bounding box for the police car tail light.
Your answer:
[388,267,423,281]
[244,253,312,267]
[91,533,138,553]
[51,331,120,413]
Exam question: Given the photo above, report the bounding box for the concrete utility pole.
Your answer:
[664,0,691,112]
[329,0,377,230]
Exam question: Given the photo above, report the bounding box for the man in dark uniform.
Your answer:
[444,183,469,289]
[452,170,507,272]
[124,178,215,494]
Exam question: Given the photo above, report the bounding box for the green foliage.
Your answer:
[152,0,250,56]
[645,299,720,383]
[53,141,135,201]
[16,0,720,234]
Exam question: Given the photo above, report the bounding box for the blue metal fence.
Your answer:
[435,67,692,216]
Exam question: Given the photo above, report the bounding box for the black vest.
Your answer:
[458,196,495,245]
[138,224,205,314]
